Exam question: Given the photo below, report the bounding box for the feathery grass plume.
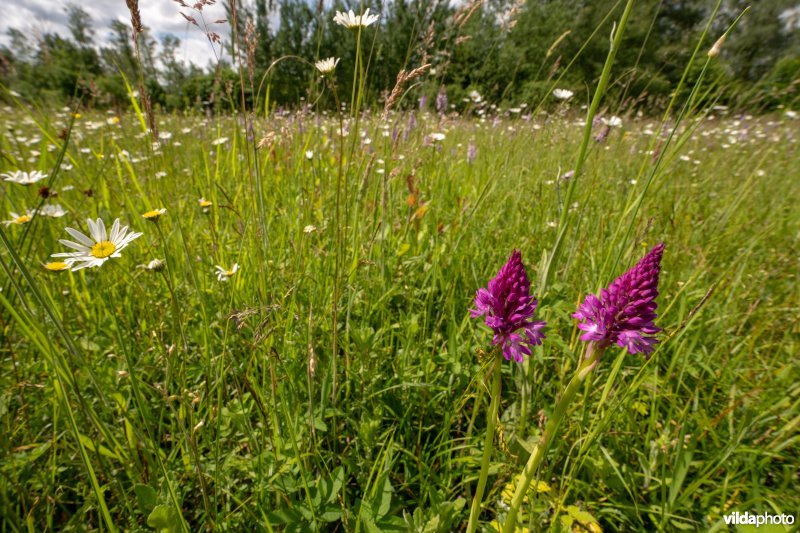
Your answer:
[383,64,431,116]
[453,0,484,29]
[574,243,665,356]
[244,18,258,89]
[471,250,546,363]
[125,0,158,139]
[125,0,143,34]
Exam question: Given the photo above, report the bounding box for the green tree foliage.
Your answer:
[1,0,797,111]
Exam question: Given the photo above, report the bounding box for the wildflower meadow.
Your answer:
[1,1,799,531]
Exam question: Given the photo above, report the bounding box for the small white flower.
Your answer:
[303,225,317,234]
[602,115,623,127]
[138,258,165,271]
[553,88,574,100]
[37,204,67,218]
[3,209,35,226]
[469,90,482,102]
[315,57,340,75]
[215,263,239,282]
[51,218,143,271]
[211,137,229,146]
[429,132,446,142]
[305,150,314,160]
[333,8,379,28]
[2,170,48,185]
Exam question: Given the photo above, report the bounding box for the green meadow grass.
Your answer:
[0,103,798,531]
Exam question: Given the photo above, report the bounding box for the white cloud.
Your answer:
[1,0,233,68]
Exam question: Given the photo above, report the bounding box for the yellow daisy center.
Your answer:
[15,215,31,224]
[199,200,212,207]
[91,241,117,258]
[142,209,163,219]
[45,261,70,271]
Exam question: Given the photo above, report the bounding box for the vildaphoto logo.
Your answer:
[723,511,795,526]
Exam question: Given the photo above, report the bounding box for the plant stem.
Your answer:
[467,350,503,533]
[540,0,636,292]
[502,346,603,533]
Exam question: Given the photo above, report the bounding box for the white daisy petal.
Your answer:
[110,219,121,242]
[57,239,91,252]
[65,228,95,247]
[97,218,108,241]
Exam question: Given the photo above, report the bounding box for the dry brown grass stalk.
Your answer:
[383,64,432,116]
[125,0,158,139]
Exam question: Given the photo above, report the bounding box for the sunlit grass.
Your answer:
[1,101,798,530]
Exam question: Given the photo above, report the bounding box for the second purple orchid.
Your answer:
[573,242,665,355]
[470,250,546,362]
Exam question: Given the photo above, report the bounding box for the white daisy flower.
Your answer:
[602,115,623,127]
[138,258,165,271]
[38,204,67,218]
[553,88,574,100]
[315,57,340,75]
[333,8,379,28]
[211,137,229,146]
[2,170,48,185]
[142,208,167,221]
[3,209,35,226]
[215,263,239,282]
[305,150,314,160]
[51,218,143,271]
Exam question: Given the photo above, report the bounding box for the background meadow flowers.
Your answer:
[0,3,798,531]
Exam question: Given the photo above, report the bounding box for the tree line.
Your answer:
[1,0,798,113]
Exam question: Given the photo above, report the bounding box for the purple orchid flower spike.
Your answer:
[573,243,665,356]
[471,250,546,362]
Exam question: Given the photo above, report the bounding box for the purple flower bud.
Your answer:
[467,139,477,164]
[594,125,610,143]
[573,243,665,355]
[436,87,448,114]
[471,250,546,362]
[419,94,428,111]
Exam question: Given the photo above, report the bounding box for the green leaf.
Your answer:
[373,476,393,519]
[147,504,181,533]
[329,467,344,504]
[134,484,158,515]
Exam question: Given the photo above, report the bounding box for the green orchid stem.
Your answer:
[467,350,503,533]
[502,345,604,533]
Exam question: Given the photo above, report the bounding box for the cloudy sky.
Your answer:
[1,0,234,68]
